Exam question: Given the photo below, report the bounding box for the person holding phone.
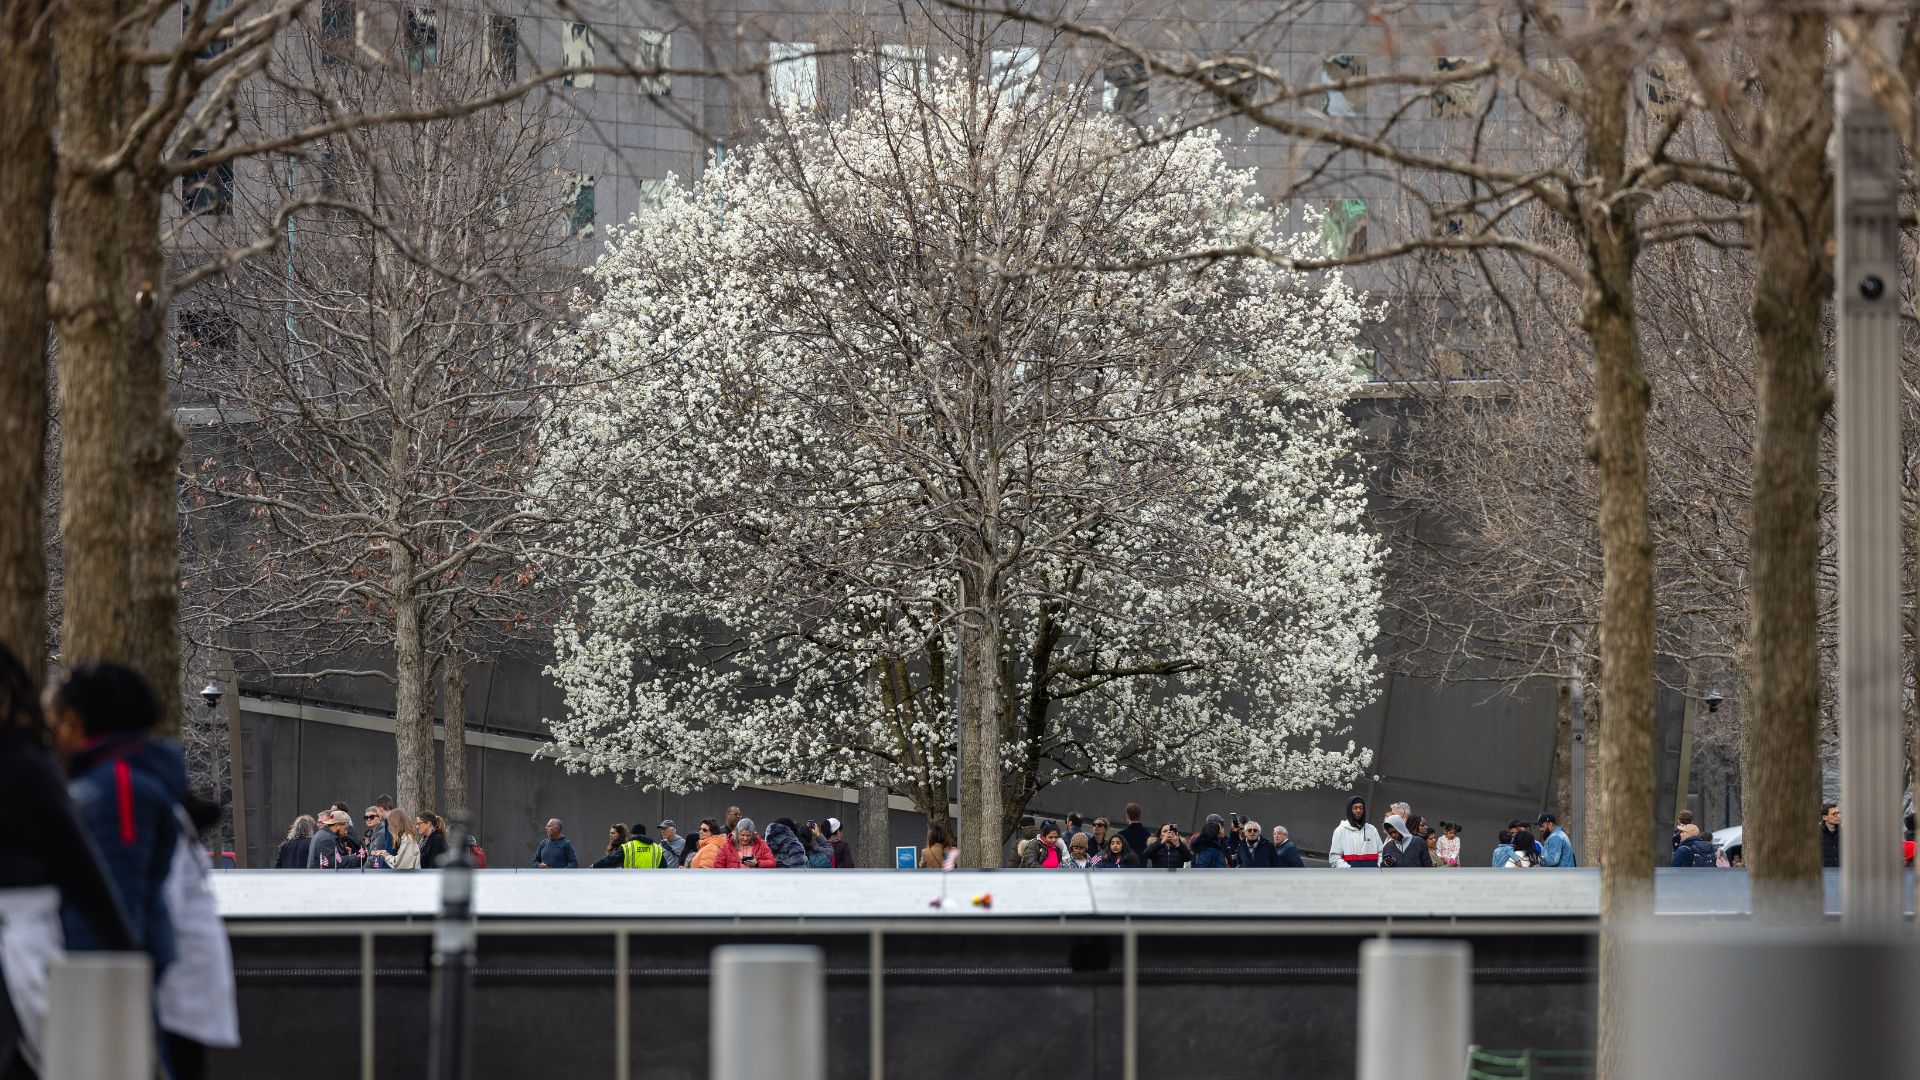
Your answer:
[715,818,775,868]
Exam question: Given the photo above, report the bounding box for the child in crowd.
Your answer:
[1436,821,1462,867]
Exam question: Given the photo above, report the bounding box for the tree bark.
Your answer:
[51,0,130,665]
[1578,37,1656,1080]
[858,782,891,869]
[0,0,53,677]
[1740,13,1832,923]
[1552,675,1574,826]
[441,638,469,818]
[956,567,1005,867]
[391,555,433,814]
[121,156,183,736]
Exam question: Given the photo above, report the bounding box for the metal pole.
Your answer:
[360,931,376,1080]
[428,856,476,1080]
[711,946,824,1080]
[1834,17,1904,933]
[615,929,630,1080]
[44,954,152,1079]
[1357,940,1469,1080]
[868,929,884,1080]
[1122,922,1138,1080]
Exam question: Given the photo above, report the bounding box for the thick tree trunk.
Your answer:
[122,169,183,736]
[51,0,130,665]
[392,559,434,814]
[0,0,53,677]
[442,642,469,818]
[1582,684,1605,863]
[858,782,891,869]
[1741,15,1832,922]
[1579,42,1655,1080]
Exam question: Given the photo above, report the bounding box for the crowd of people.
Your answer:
[0,647,236,1080]
[1003,798,1577,870]
[272,798,456,871]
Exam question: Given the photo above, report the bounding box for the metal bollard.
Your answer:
[710,945,824,1080]
[428,855,476,1080]
[44,953,153,1080]
[1624,925,1918,1080]
[1357,939,1469,1080]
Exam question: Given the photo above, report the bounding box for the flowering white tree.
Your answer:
[538,61,1382,864]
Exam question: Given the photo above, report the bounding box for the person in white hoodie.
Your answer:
[1329,795,1383,868]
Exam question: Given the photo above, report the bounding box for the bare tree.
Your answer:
[183,21,578,814]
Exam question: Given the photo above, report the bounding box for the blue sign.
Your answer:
[895,845,917,869]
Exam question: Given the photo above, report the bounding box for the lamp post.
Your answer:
[1833,19,1903,932]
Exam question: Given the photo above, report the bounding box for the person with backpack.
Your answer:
[802,821,834,868]
[1671,824,1719,868]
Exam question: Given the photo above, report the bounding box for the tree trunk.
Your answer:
[858,782,891,869]
[1552,675,1574,826]
[121,161,183,736]
[1741,14,1832,923]
[0,0,53,677]
[51,0,130,665]
[1579,41,1656,1080]
[956,569,1005,868]
[442,641,469,818]
[392,557,433,814]
[1582,683,1605,864]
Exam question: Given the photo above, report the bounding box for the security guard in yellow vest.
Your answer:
[619,828,669,868]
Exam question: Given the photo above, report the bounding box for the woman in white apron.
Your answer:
[0,645,135,1079]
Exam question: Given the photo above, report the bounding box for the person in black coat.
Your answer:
[1819,803,1841,868]
[274,815,316,868]
[416,813,450,867]
[1144,823,1193,869]
[0,646,137,1079]
[1232,821,1281,867]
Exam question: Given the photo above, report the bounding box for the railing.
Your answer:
[228,913,1594,1080]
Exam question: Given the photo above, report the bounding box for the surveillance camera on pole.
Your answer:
[200,682,223,711]
[1703,690,1723,714]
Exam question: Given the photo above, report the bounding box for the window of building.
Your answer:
[565,173,595,239]
[176,307,237,365]
[1641,61,1687,124]
[1528,58,1581,120]
[487,16,518,82]
[990,46,1039,109]
[1434,213,1472,260]
[1431,57,1474,118]
[563,22,594,89]
[1202,55,1259,105]
[184,0,232,60]
[880,44,927,92]
[637,29,671,96]
[1102,52,1148,115]
[1319,54,1366,117]
[182,150,233,217]
[317,0,353,65]
[768,43,818,109]
[636,178,669,225]
[404,8,437,70]
[1320,198,1369,259]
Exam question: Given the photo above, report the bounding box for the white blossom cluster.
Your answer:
[535,64,1383,810]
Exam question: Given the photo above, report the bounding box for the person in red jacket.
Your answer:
[713,818,776,868]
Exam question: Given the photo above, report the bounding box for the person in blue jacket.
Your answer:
[535,818,579,868]
[1535,812,1578,867]
[50,663,188,977]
